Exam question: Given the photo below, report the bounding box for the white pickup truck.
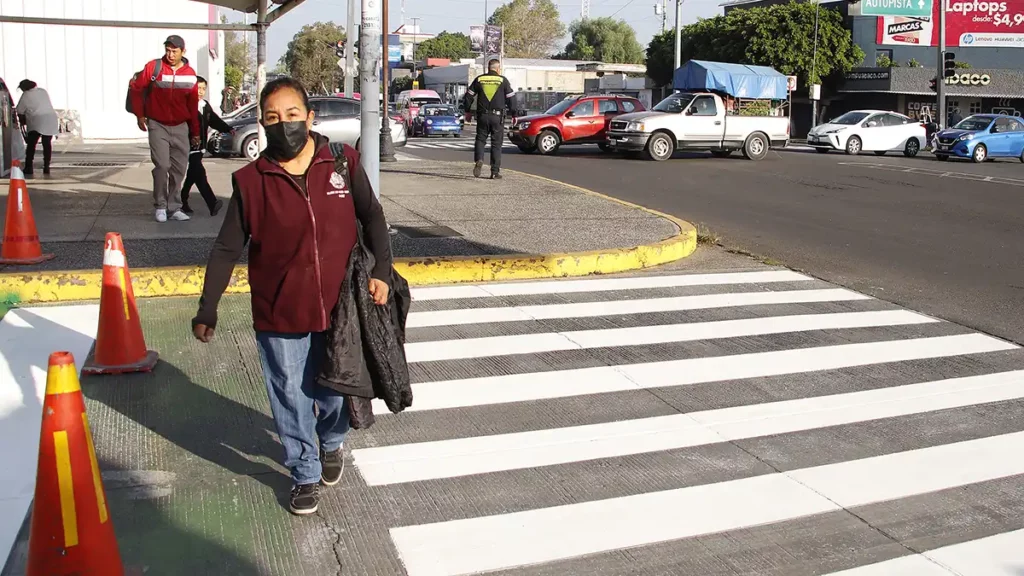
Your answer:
[605,92,790,161]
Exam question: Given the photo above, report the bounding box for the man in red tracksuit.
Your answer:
[130,35,201,223]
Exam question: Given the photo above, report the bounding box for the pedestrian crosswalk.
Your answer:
[403,138,514,150]
[340,269,1024,576]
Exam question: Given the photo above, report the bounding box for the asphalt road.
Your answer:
[405,126,1024,344]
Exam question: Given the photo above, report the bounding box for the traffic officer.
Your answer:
[464,59,516,179]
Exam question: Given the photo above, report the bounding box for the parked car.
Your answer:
[606,92,790,161]
[509,95,645,155]
[412,104,463,137]
[933,114,1024,163]
[808,110,927,157]
[210,97,407,161]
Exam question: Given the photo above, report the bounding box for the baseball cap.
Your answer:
[164,35,186,49]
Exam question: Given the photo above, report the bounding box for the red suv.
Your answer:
[509,95,646,155]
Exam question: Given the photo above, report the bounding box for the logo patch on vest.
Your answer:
[328,172,349,197]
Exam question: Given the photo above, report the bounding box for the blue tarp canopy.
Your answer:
[673,60,789,100]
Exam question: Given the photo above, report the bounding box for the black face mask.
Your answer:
[264,121,309,161]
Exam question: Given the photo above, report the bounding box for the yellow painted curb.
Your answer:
[0,171,696,304]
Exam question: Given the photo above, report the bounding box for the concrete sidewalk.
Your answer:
[0,157,683,272]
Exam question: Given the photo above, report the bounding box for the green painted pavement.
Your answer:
[78,295,342,575]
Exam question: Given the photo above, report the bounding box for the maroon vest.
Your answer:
[233,139,359,333]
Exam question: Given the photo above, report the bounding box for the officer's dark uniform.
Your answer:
[465,69,515,178]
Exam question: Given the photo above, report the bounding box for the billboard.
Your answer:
[469,25,504,54]
[877,0,1024,47]
[469,26,485,52]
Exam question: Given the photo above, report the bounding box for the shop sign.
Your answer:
[944,73,992,85]
[877,0,1024,47]
[842,68,894,91]
[863,0,933,18]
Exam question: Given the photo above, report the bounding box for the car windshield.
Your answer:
[653,93,695,113]
[954,116,993,131]
[412,97,441,107]
[545,99,578,115]
[831,111,871,125]
[423,106,457,116]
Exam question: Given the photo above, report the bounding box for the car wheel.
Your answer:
[815,148,830,154]
[453,133,461,138]
[537,130,561,155]
[711,150,732,158]
[742,132,769,161]
[904,138,920,158]
[874,150,887,156]
[645,132,674,161]
[935,154,949,162]
[517,144,537,154]
[972,143,987,163]
[1020,149,1024,163]
[598,142,613,153]
[242,135,259,161]
[845,136,862,155]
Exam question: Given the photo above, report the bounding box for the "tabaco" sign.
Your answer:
[945,73,992,85]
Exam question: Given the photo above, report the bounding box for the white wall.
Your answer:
[0,0,226,141]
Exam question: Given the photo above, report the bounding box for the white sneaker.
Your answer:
[155,209,167,223]
[170,210,191,221]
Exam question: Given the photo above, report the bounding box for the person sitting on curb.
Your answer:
[191,77,393,516]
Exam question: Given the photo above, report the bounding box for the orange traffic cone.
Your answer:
[27,351,124,576]
[0,159,55,264]
[82,233,158,375]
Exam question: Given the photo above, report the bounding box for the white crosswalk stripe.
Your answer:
[342,270,1024,576]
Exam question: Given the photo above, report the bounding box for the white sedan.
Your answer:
[807,110,927,157]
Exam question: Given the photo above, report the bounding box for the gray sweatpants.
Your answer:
[147,119,189,212]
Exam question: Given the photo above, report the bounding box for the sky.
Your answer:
[227,0,725,67]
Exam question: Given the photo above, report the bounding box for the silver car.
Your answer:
[211,97,407,161]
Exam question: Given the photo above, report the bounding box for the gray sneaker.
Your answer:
[170,210,191,221]
[154,209,167,223]
[289,483,320,515]
[320,447,345,486]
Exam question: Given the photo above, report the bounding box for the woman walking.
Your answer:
[191,77,394,515]
[16,80,59,176]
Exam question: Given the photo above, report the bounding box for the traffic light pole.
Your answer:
[380,0,396,162]
[936,3,946,128]
[344,0,356,97]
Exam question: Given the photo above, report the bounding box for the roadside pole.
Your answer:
[256,0,268,154]
[936,3,947,127]
[380,0,396,162]
[360,0,382,197]
[673,0,682,73]
[344,0,355,97]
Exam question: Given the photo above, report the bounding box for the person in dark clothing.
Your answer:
[15,80,59,176]
[191,77,393,516]
[949,108,964,128]
[181,77,231,215]
[464,59,516,179]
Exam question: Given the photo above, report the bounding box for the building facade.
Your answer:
[0,0,226,141]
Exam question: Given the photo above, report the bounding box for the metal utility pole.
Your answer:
[256,0,269,154]
[360,0,381,196]
[381,0,396,162]
[582,0,591,19]
[345,0,356,97]
[937,4,947,127]
[811,0,820,128]
[655,1,667,33]
[673,0,682,72]
[483,0,489,67]
[411,17,421,87]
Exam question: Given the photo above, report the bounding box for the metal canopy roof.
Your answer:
[202,0,288,14]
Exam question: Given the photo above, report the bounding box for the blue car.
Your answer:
[933,114,1024,163]
[414,104,463,138]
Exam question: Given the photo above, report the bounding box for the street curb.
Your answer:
[0,170,697,303]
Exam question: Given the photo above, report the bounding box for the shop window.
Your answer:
[969,101,982,114]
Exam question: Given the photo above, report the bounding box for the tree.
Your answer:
[564,17,644,64]
[280,21,347,94]
[645,2,864,89]
[222,14,253,91]
[488,0,566,58]
[415,31,474,61]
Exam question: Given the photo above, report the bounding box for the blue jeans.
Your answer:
[255,331,351,486]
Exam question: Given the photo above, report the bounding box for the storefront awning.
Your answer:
[840,67,1024,100]
[0,0,306,29]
